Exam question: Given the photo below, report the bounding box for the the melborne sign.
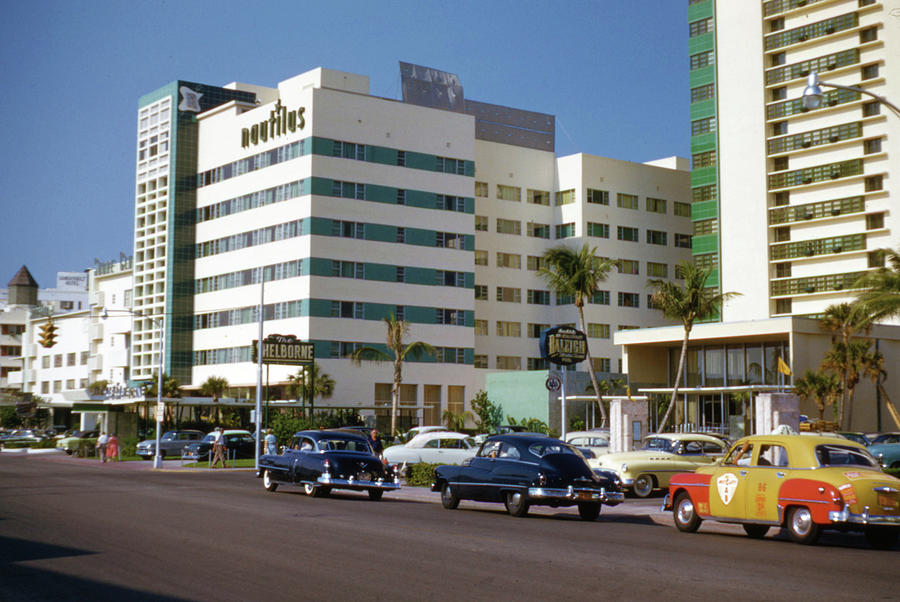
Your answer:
[253,334,314,365]
[539,326,588,366]
[241,99,306,148]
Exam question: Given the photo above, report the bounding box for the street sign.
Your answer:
[252,334,314,365]
[156,402,165,422]
[539,326,588,366]
[545,375,561,392]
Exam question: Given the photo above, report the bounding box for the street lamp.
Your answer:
[102,308,165,469]
[801,72,900,117]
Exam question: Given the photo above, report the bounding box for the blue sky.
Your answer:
[0,0,687,289]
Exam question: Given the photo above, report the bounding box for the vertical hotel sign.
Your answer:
[242,99,306,148]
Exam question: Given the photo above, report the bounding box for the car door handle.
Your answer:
[776,472,786,478]
[739,470,749,477]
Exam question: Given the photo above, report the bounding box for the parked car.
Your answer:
[592,433,728,498]
[1,429,47,445]
[56,429,100,454]
[564,430,610,456]
[257,429,400,500]
[181,429,256,462]
[838,431,871,446]
[869,432,900,446]
[397,425,448,443]
[383,432,477,466]
[432,434,624,520]
[868,442,900,469]
[136,430,205,460]
[665,433,900,548]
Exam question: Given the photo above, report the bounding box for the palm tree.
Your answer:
[648,262,740,432]
[539,244,616,426]
[819,302,872,428]
[144,373,182,425]
[286,363,335,417]
[858,351,900,431]
[199,376,229,424]
[794,369,841,423]
[822,340,872,428]
[854,247,900,323]
[349,313,436,436]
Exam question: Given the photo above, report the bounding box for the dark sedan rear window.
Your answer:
[316,438,371,453]
[528,442,579,458]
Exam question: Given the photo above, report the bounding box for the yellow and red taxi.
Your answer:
[664,434,900,548]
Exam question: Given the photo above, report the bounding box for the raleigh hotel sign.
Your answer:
[241,99,306,148]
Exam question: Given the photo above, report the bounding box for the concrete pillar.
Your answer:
[608,397,649,453]
[754,393,800,435]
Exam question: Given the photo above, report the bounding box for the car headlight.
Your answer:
[621,464,628,472]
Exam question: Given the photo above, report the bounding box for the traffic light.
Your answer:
[38,320,58,348]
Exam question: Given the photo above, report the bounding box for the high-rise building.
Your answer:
[131,65,690,427]
[688,0,897,320]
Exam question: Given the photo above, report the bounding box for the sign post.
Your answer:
[539,326,588,439]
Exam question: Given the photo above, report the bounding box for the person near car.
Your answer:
[97,432,109,462]
[369,429,384,458]
[264,429,278,455]
[211,427,227,468]
[106,433,119,462]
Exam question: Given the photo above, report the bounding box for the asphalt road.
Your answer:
[1,454,897,601]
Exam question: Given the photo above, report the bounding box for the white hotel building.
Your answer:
[132,64,690,427]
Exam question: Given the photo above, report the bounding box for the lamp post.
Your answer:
[801,72,900,117]
[102,308,165,468]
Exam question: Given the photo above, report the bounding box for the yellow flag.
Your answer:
[777,357,792,376]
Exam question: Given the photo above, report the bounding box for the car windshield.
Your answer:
[528,442,579,458]
[642,437,677,453]
[815,444,880,468]
[161,432,177,441]
[201,434,215,443]
[316,437,371,453]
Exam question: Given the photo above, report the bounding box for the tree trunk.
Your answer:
[578,305,608,427]
[877,382,900,431]
[392,355,403,436]
[657,328,690,433]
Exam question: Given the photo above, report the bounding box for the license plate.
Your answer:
[878,494,898,509]
[577,491,594,501]
[358,472,372,482]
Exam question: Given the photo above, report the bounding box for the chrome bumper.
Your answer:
[828,507,900,526]
[318,475,401,490]
[527,486,625,505]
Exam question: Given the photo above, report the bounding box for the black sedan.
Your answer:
[256,429,400,500]
[136,430,205,460]
[432,434,624,520]
[181,429,256,461]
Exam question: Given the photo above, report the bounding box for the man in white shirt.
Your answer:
[97,432,109,462]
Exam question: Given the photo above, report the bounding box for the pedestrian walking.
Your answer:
[369,429,384,458]
[97,432,109,462]
[211,427,227,468]
[264,428,278,455]
[106,433,119,462]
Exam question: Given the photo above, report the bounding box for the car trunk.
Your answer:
[329,453,385,480]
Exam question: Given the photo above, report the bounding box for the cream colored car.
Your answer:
[592,433,728,498]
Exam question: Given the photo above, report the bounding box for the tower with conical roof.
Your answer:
[7,266,38,307]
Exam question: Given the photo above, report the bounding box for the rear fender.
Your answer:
[667,472,712,516]
[778,478,843,525]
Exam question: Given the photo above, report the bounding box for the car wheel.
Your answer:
[577,502,601,521]
[440,482,460,510]
[742,524,769,539]
[140,456,151,461]
[891,461,900,469]
[367,489,384,501]
[786,506,821,545]
[504,490,530,517]
[865,527,898,550]
[262,470,278,492]
[632,474,654,498]
[673,491,701,533]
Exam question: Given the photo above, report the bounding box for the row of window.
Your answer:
[764,12,858,51]
[193,343,471,366]
[476,320,637,340]
[768,121,862,155]
[769,233,865,261]
[39,351,90,369]
[475,355,621,372]
[765,48,858,86]
[768,195,865,225]
[475,285,643,308]
[476,184,685,216]
[39,378,90,394]
[770,270,867,297]
[763,0,828,18]
[767,159,863,190]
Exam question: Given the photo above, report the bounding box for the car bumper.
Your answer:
[136,449,154,457]
[318,475,401,490]
[527,486,624,505]
[828,507,900,526]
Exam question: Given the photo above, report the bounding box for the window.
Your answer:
[859,27,877,44]
[555,189,575,205]
[54,354,62,368]
[437,270,465,287]
[691,117,716,136]
[617,226,639,242]
[496,321,521,337]
[66,353,76,366]
[42,356,50,369]
[497,184,521,202]
[692,151,716,169]
[689,17,713,38]
[331,180,366,199]
[496,287,521,303]
[333,260,364,279]
[690,51,714,70]
[332,140,366,160]
[588,323,610,339]
[436,232,462,249]
[775,298,792,314]
[496,356,521,370]
[527,222,550,239]
[331,301,364,319]
[587,189,609,205]
[773,156,789,171]
[80,351,89,364]
[527,189,549,205]
[474,250,488,266]
[436,156,466,174]
[691,83,715,103]
[589,290,610,305]
[555,223,575,239]
[475,181,488,197]
[647,230,667,246]
[646,198,667,214]
[474,355,488,369]
[334,220,365,239]
[474,319,488,336]
[771,87,787,101]
[396,266,405,283]
[396,227,405,243]
[862,101,880,117]
[865,175,883,192]
[527,323,549,338]
[527,358,549,370]
[437,309,465,326]
[868,250,885,268]
[775,263,792,278]
[866,213,884,230]
[587,222,609,238]
[770,52,786,67]
[526,256,544,271]
[618,259,639,275]
[647,262,668,278]
[496,218,521,235]
[675,233,692,248]
[693,185,716,203]
[497,252,521,269]
[774,227,790,242]
[397,189,406,205]
[618,292,640,308]
[474,284,487,300]
[475,215,488,231]
[436,195,465,212]
[592,357,611,372]
[527,289,551,305]
[617,193,639,209]
[396,150,405,166]
[861,64,879,80]
[674,202,691,217]
[864,138,882,154]
[774,191,790,207]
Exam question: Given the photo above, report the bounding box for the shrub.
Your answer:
[73,440,97,458]
[119,436,140,458]
[405,462,439,487]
